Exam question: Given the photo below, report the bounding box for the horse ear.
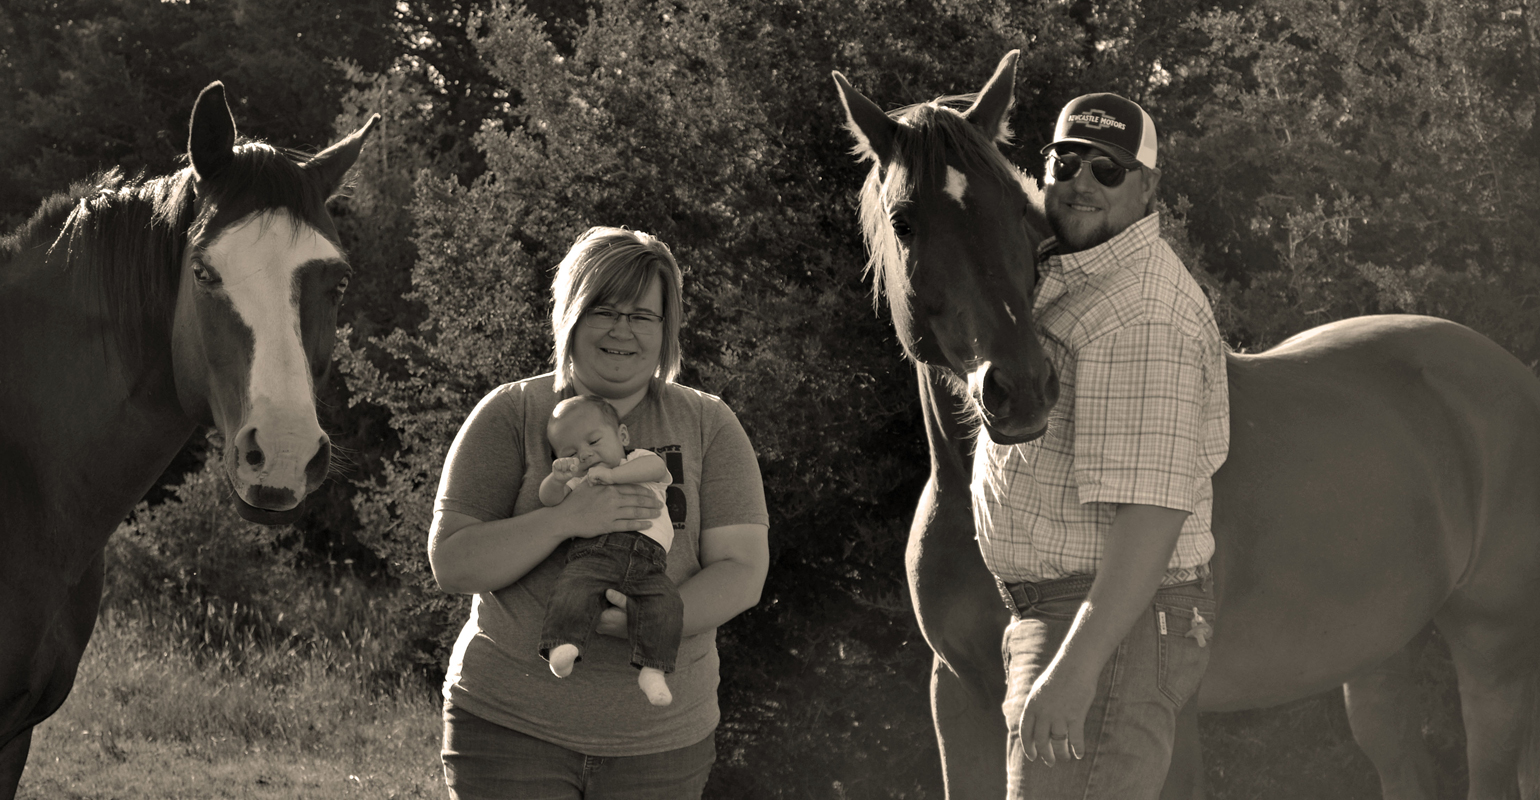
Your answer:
[833,71,899,164]
[963,50,1020,144]
[188,82,237,184]
[303,114,381,198]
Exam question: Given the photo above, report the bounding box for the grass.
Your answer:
[16,608,444,800]
[12,603,1478,800]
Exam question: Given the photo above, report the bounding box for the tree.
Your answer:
[1163,0,1540,359]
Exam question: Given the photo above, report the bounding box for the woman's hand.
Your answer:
[561,480,662,538]
[596,589,630,638]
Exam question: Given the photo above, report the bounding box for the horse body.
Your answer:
[1205,315,1494,709]
[836,53,1539,800]
[0,83,375,798]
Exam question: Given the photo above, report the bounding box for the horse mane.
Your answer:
[1,140,340,368]
[855,94,1045,345]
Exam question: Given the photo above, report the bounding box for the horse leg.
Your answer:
[932,654,1008,799]
[1159,695,1206,800]
[1343,625,1438,800]
[1438,613,1535,800]
[0,727,30,800]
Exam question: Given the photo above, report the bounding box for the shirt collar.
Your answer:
[1036,213,1163,286]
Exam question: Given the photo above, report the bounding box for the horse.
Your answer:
[0,82,377,798]
[834,51,1540,800]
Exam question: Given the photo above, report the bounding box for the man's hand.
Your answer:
[1018,656,1095,765]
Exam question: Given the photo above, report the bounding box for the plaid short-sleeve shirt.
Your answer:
[972,214,1230,585]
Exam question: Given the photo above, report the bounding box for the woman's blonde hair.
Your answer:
[551,226,684,391]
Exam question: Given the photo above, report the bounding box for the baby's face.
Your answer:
[548,405,627,475]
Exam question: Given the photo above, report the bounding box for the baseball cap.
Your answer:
[1041,93,1157,170]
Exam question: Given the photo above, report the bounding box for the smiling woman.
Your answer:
[425,227,769,800]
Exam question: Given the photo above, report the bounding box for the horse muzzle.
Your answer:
[232,491,306,525]
[224,421,332,524]
[971,360,1058,444]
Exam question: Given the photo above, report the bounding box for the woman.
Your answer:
[430,227,770,799]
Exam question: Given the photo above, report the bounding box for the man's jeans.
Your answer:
[540,532,683,672]
[1002,579,1216,800]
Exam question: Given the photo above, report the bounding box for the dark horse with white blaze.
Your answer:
[835,52,1540,800]
[0,83,376,798]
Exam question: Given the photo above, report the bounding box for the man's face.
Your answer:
[1043,144,1159,253]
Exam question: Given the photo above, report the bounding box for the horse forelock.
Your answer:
[857,99,1040,360]
[194,142,340,246]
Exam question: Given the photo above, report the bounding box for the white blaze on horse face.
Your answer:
[205,212,334,507]
[943,166,968,209]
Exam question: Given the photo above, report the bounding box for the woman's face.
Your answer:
[570,276,665,403]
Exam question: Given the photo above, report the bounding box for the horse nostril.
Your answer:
[983,367,1015,414]
[305,436,332,486]
[236,426,265,468]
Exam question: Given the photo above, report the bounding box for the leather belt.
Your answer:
[997,574,1097,616]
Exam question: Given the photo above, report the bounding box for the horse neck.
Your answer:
[0,220,196,553]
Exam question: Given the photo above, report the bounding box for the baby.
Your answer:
[539,395,681,706]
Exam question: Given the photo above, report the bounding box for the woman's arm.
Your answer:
[680,522,770,635]
[429,481,664,595]
[598,522,769,638]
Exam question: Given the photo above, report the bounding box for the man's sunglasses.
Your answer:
[1048,151,1134,188]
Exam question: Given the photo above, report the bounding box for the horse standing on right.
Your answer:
[833,50,1540,800]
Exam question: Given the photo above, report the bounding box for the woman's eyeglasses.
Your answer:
[583,306,664,334]
[1048,151,1133,188]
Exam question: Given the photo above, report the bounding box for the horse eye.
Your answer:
[191,263,217,285]
[891,217,914,238]
[336,275,350,294]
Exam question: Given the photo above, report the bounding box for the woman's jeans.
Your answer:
[540,532,683,672]
[442,703,714,800]
[1001,578,1217,800]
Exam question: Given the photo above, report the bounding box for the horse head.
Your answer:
[834,51,1058,444]
[172,83,377,524]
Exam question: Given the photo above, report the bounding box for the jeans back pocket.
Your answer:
[1152,597,1216,707]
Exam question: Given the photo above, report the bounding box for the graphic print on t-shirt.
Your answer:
[651,444,686,530]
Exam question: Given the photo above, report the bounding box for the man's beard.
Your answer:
[1045,203,1117,254]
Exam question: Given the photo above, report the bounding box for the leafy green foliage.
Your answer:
[1162,0,1540,357]
[0,0,396,229]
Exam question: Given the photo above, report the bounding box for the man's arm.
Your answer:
[1017,503,1188,764]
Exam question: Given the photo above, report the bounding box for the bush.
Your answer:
[102,452,434,690]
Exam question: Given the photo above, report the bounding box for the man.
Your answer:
[971,93,1230,798]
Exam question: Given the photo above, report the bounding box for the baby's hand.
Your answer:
[586,465,615,485]
[551,457,582,481]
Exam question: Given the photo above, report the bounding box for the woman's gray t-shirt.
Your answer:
[436,373,768,756]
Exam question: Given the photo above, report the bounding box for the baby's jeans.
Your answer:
[540,532,683,672]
